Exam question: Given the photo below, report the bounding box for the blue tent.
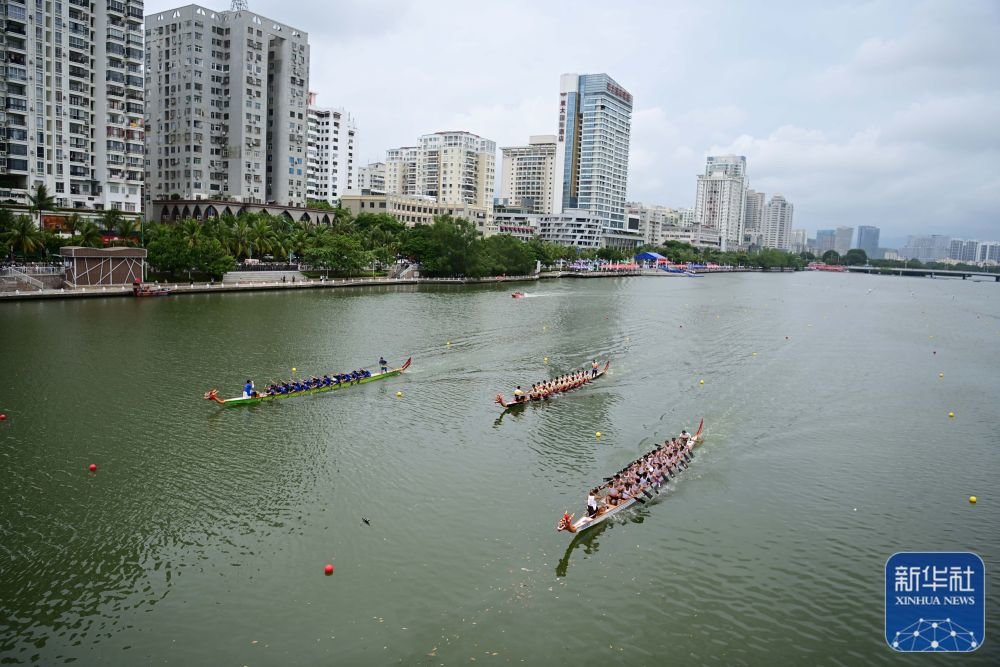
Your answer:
[635,251,667,262]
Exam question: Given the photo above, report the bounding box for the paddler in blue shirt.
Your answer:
[243,379,255,398]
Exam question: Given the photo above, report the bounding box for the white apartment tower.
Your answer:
[500,135,556,214]
[694,155,747,251]
[356,161,385,194]
[743,189,765,247]
[384,146,418,196]
[0,0,145,213]
[761,194,793,250]
[305,92,356,205]
[144,4,309,207]
[554,73,633,229]
[385,131,495,209]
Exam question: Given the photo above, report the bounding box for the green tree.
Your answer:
[76,221,103,248]
[146,227,193,278]
[63,212,83,236]
[843,248,868,266]
[481,234,536,275]
[113,217,139,246]
[230,218,252,259]
[192,237,236,278]
[249,218,277,258]
[0,207,15,239]
[5,214,44,257]
[179,219,203,250]
[303,234,367,277]
[100,208,124,235]
[821,250,841,264]
[418,215,484,277]
[27,184,56,231]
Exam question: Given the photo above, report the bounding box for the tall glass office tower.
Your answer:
[553,73,633,228]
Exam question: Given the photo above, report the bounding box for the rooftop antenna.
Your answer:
[231,0,248,11]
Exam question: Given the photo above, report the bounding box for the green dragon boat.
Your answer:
[203,357,411,407]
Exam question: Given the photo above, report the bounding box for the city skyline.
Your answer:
[139,0,999,242]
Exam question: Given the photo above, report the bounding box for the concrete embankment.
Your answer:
[0,268,761,302]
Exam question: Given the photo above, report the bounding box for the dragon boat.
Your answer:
[204,358,411,407]
[557,419,704,534]
[495,361,610,412]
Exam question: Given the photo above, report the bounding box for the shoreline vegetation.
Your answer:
[3,200,808,279]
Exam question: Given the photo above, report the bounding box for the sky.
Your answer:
[144,0,1000,244]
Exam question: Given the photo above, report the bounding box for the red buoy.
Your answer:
[0,414,6,421]
[89,464,97,473]
[324,564,334,575]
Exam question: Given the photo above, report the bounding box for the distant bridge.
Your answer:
[846,266,1000,281]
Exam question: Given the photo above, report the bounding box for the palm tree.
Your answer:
[113,217,138,246]
[5,214,44,257]
[230,218,251,259]
[180,219,202,250]
[76,221,103,248]
[249,218,276,259]
[100,208,124,235]
[63,212,82,236]
[27,184,56,231]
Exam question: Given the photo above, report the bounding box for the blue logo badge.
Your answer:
[885,551,985,652]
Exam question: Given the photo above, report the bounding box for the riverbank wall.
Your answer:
[0,268,760,302]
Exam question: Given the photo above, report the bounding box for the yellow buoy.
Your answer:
[939,372,944,378]
[969,496,977,504]
[447,341,451,346]
[595,431,602,438]
[544,357,549,363]
[948,412,955,418]
[752,352,757,356]
[396,391,402,397]
[699,379,705,385]
[292,367,296,372]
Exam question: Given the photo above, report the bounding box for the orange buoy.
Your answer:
[324,564,334,575]
[88,464,97,472]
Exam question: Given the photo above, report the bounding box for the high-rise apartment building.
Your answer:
[761,194,793,250]
[789,228,807,253]
[743,189,765,247]
[383,131,495,232]
[144,4,309,207]
[500,135,556,215]
[694,155,747,250]
[356,161,385,194]
[385,131,495,208]
[815,229,836,254]
[834,226,854,255]
[553,73,633,230]
[856,225,880,258]
[0,0,145,214]
[899,235,951,261]
[305,93,356,205]
[948,239,979,263]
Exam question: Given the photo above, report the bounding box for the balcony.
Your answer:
[107,0,126,15]
[70,165,90,177]
[68,66,90,80]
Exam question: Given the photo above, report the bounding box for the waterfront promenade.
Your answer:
[0,267,758,301]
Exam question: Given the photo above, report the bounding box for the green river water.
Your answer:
[1,272,997,666]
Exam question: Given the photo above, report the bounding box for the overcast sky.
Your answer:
[145,0,1000,243]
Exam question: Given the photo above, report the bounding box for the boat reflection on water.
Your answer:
[555,521,609,577]
[555,506,656,577]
